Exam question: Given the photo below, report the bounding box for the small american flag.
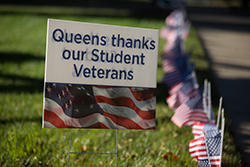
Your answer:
[167,73,200,110]
[43,83,156,129]
[161,54,191,89]
[189,130,222,167]
[171,94,209,127]
[168,65,198,95]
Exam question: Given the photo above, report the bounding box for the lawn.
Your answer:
[0,1,243,166]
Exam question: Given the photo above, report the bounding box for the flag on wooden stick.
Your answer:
[171,94,210,127]
[189,107,225,167]
[189,129,222,167]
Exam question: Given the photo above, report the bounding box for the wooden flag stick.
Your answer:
[203,79,208,115]
[219,108,225,167]
[217,97,223,129]
[208,82,211,123]
[203,79,210,122]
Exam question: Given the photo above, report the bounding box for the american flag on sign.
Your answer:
[171,94,210,128]
[43,83,156,129]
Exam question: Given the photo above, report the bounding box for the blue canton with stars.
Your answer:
[205,129,221,156]
[198,159,210,167]
[45,83,103,118]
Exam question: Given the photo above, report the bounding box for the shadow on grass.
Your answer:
[0,52,44,93]
[0,52,44,63]
[0,117,42,125]
[156,82,169,103]
[0,72,44,93]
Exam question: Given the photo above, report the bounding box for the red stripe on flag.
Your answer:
[44,109,71,128]
[102,110,155,130]
[44,109,109,129]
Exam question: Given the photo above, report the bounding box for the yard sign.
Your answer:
[43,19,159,129]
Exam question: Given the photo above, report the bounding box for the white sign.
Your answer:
[45,19,159,88]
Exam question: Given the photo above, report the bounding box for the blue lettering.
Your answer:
[119,70,126,80]
[117,34,125,47]
[125,38,132,48]
[91,66,97,78]
[83,34,90,44]
[114,51,123,63]
[91,49,99,62]
[105,69,111,79]
[124,54,131,64]
[140,53,145,65]
[134,39,141,49]
[91,35,99,45]
[150,40,155,50]
[127,70,134,80]
[73,64,83,77]
[100,36,107,46]
[111,69,118,79]
[142,36,149,49]
[62,49,71,59]
[52,28,64,42]
[74,33,82,44]
[97,69,105,78]
[111,34,116,47]
[132,55,139,64]
[83,67,90,77]
[65,32,73,43]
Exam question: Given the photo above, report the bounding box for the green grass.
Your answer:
[0,3,243,167]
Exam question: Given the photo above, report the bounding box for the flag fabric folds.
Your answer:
[43,83,156,129]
